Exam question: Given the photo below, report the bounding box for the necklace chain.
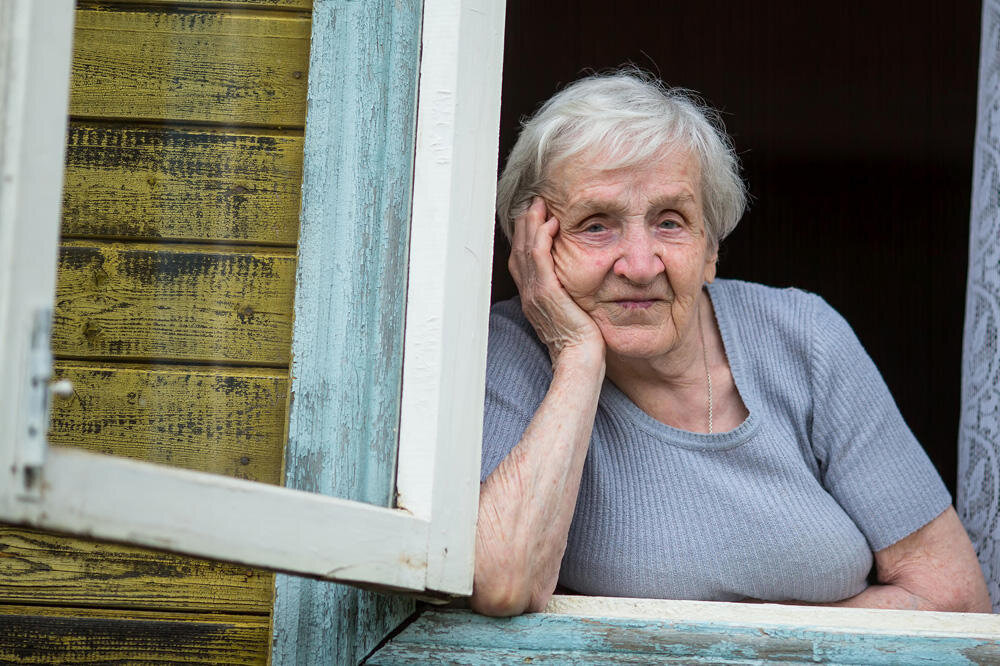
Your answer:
[698,311,713,434]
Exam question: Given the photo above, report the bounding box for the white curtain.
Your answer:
[959,0,1000,613]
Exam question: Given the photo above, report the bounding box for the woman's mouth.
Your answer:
[614,299,658,310]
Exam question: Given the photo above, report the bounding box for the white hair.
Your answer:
[496,69,747,248]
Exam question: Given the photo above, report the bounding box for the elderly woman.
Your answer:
[472,70,991,617]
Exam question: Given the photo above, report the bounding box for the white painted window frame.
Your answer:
[0,0,504,598]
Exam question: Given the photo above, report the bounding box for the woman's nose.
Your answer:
[612,230,664,285]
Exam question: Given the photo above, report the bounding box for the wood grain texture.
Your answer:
[70,8,310,126]
[62,123,303,245]
[0,527,272,612]
[271,0,422,662]
[108,0,312,9]
[0,605,268,664]
[52,241,295,364]
[370,607,1000,665]
[49,362,287,483]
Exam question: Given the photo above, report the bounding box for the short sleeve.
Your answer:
[480,298,553,482]
[809,294,952,552]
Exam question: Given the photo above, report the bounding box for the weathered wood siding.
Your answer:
[70,8,309,126]
[48,363,287,482]
[62,124,303,244]
[0,529,273,612]
[0,0,310,661]
[270,0,423,663]
[0,606,270,665]
[53,242,296,364]
[371,602,1000,665]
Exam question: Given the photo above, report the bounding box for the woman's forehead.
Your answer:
[545,147,702,207]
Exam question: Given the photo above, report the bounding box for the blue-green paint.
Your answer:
[370,609,1000,664]
[272,0,422,663]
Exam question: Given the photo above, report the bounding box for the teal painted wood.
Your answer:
[369,609,1000,665]
[271,0,422,663]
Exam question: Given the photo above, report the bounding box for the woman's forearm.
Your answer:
[471,350,605,617]
[792,508,991,613]
[826,584,935,611]
[826,581,989,612]
[753,585,982,612]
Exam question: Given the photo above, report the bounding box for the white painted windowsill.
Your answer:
[544,595,1000,637]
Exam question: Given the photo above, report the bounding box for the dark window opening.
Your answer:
[493,0,981,495]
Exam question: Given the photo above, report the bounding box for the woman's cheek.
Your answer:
[552,236,606,301]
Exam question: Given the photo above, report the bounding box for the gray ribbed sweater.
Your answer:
[481,279,951,602]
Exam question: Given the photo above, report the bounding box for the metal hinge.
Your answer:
[16,307,54,500]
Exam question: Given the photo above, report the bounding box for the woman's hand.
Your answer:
[508,197,604,364]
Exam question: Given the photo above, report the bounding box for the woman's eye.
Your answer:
[659,219,680,230]
[583,222,607,233]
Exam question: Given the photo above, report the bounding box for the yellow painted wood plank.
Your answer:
[0,603,271,622]
[0,528,272,613]
[49,361,287,483]
[70,8,310,126]
[52,242,295,365]
[62,123,303,245]
[0,604,268,664]
[112,0,312,9]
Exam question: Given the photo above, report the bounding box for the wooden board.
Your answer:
[70,8,310,127]
[271,0,423,662]
[49,361,286,483]
[107,1,312,9]
[8,447,431,593]
[62,123,303,245]
[0,527,272,613]
[52,241,296,365]
[0,605,268,664]
[371,605,1000,665]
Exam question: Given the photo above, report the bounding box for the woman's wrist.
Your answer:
[551,341,606,380]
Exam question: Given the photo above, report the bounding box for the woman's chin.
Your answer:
[601,329,677,360]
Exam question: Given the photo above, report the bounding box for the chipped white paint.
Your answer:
[396,0,505,597]
[374,597,1000,664]
[272,0,423,661]
[544,595,1000,637]
[0,0,73,512]
[9,447,429,591]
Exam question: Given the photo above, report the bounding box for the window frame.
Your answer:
[0,0,504,599]
[0,0,75,517]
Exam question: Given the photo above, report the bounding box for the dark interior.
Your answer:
[493,1,982,494]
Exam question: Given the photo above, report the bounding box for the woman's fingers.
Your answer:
[506,199,604,361]
[509,197,548,289]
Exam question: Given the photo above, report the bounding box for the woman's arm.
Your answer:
[829,507,991,612]
[471,348,603,616]
[470,198,605,617]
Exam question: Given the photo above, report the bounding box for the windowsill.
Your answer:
[543,595,999,631]
[369,595,1000,663]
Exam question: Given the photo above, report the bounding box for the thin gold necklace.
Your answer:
[698,310,713,434]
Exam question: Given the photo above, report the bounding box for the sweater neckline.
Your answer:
[601,280,760,451]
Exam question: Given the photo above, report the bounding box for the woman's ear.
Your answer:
[703,247,718,284]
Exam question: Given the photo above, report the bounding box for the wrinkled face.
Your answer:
[545,147,717,361]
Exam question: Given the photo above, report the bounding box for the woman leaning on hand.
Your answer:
[471,69,991,617]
